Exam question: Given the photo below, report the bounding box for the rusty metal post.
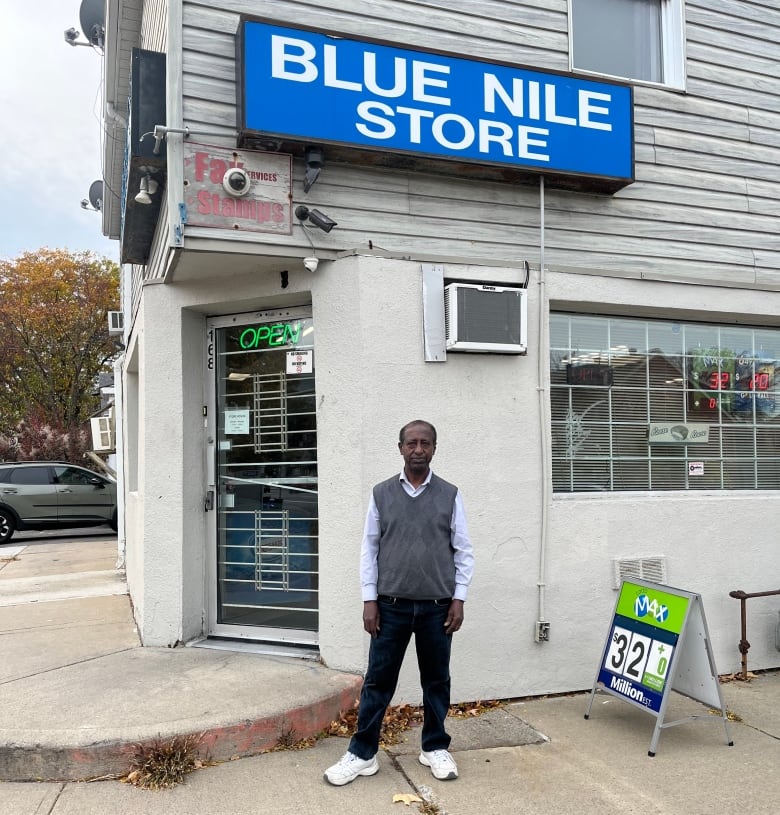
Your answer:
[729,588,780,680]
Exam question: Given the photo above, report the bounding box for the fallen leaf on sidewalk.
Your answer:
[393,793,423,805]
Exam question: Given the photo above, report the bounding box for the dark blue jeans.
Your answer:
[348,596,453,759]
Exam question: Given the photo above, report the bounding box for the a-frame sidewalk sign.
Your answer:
[584,579,734,756]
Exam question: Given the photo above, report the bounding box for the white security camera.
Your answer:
[303,257,319,273]
[222,167,251,197]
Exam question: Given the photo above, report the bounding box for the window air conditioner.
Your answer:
[108,311,124,335]
[90,414,115,452]
[444,283,528,354]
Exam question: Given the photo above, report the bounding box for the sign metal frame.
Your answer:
[585,580,734,756]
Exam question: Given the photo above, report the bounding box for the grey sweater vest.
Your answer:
[373,473,458,600]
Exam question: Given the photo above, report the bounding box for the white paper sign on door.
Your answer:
[224,409,250,434]
[287,349,312,374]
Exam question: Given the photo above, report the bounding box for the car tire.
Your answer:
[0,509,15,544]
[109,510,118,532]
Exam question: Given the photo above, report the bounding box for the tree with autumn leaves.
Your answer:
[0,249,120,460]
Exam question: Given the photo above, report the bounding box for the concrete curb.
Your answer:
[0,676,362,782]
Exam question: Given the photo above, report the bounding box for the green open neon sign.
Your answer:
[239,321,302,349]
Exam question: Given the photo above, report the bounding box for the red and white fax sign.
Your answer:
[183,143,292,234]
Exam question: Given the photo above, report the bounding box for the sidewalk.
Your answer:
[1,534,779,814]
[0,534,360,781]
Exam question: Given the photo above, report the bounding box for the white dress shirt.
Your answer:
[360,469,475,602]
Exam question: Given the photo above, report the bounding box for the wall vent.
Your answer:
[613,556,667,589]
[443,283,527,354]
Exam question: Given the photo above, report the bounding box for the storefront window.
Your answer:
[550,314,780,492]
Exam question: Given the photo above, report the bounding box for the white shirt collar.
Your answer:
[399,468,433,487]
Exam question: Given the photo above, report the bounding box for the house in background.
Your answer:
[87,0,778,702]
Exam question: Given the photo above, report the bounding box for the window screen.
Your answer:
[551,313,780,492]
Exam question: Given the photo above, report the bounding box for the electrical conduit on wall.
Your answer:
[536,176,552,637]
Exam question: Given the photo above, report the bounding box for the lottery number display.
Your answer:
[687,349,777,417]
[586,580,733,756]
[594,583,687,714]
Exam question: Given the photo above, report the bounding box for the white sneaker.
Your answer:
[324,751,379,786]
[419,749,458,780]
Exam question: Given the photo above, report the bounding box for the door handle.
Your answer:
[204,490,214,511]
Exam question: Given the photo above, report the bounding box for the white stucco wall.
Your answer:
[122,251,780,700]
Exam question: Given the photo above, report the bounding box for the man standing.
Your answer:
[325,420,475,786]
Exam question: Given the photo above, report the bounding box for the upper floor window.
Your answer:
[571,0,685,89]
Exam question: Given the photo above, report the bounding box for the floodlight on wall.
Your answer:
[303,145,325,193]
[134,174,159,205]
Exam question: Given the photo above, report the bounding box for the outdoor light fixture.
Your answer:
[134,174,159,205]
[302,145,325,193]
[294,205,337,233]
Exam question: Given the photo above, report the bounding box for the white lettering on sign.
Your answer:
[355,102,551,160]
[271,35,611,163]
[483,75,603,130]
[272,36,452,106]
[610,675,649,705]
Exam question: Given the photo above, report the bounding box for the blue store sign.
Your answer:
[240,20,634,188]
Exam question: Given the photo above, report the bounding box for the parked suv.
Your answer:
[0,462,117,544]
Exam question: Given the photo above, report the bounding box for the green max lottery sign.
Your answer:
[597,582,690,710]
[616,581,689,635]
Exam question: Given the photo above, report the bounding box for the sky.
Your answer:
[0,1,118,262]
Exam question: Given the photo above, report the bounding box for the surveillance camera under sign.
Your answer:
[183,142,293,235]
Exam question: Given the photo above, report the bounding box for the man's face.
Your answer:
[398,424,436,475]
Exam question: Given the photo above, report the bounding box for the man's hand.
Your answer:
[363,600,380,638]
[444,599,464,634]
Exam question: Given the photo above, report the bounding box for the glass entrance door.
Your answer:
[208,310,318,645]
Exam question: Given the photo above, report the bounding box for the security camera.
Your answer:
[303,257,319,273]
[222,167,251,197]
[295,205,337,233]
[305,145,324,170]
[303,145,325,192]
[64,27,80,45]
[306,208,337,233]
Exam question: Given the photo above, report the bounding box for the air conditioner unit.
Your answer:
[444,283,528,354]
[108,311,124,335]
[90,413,115,452]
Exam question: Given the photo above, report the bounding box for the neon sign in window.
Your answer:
[239,321,302,349]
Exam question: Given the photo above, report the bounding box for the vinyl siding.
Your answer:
[172,0,779,289]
